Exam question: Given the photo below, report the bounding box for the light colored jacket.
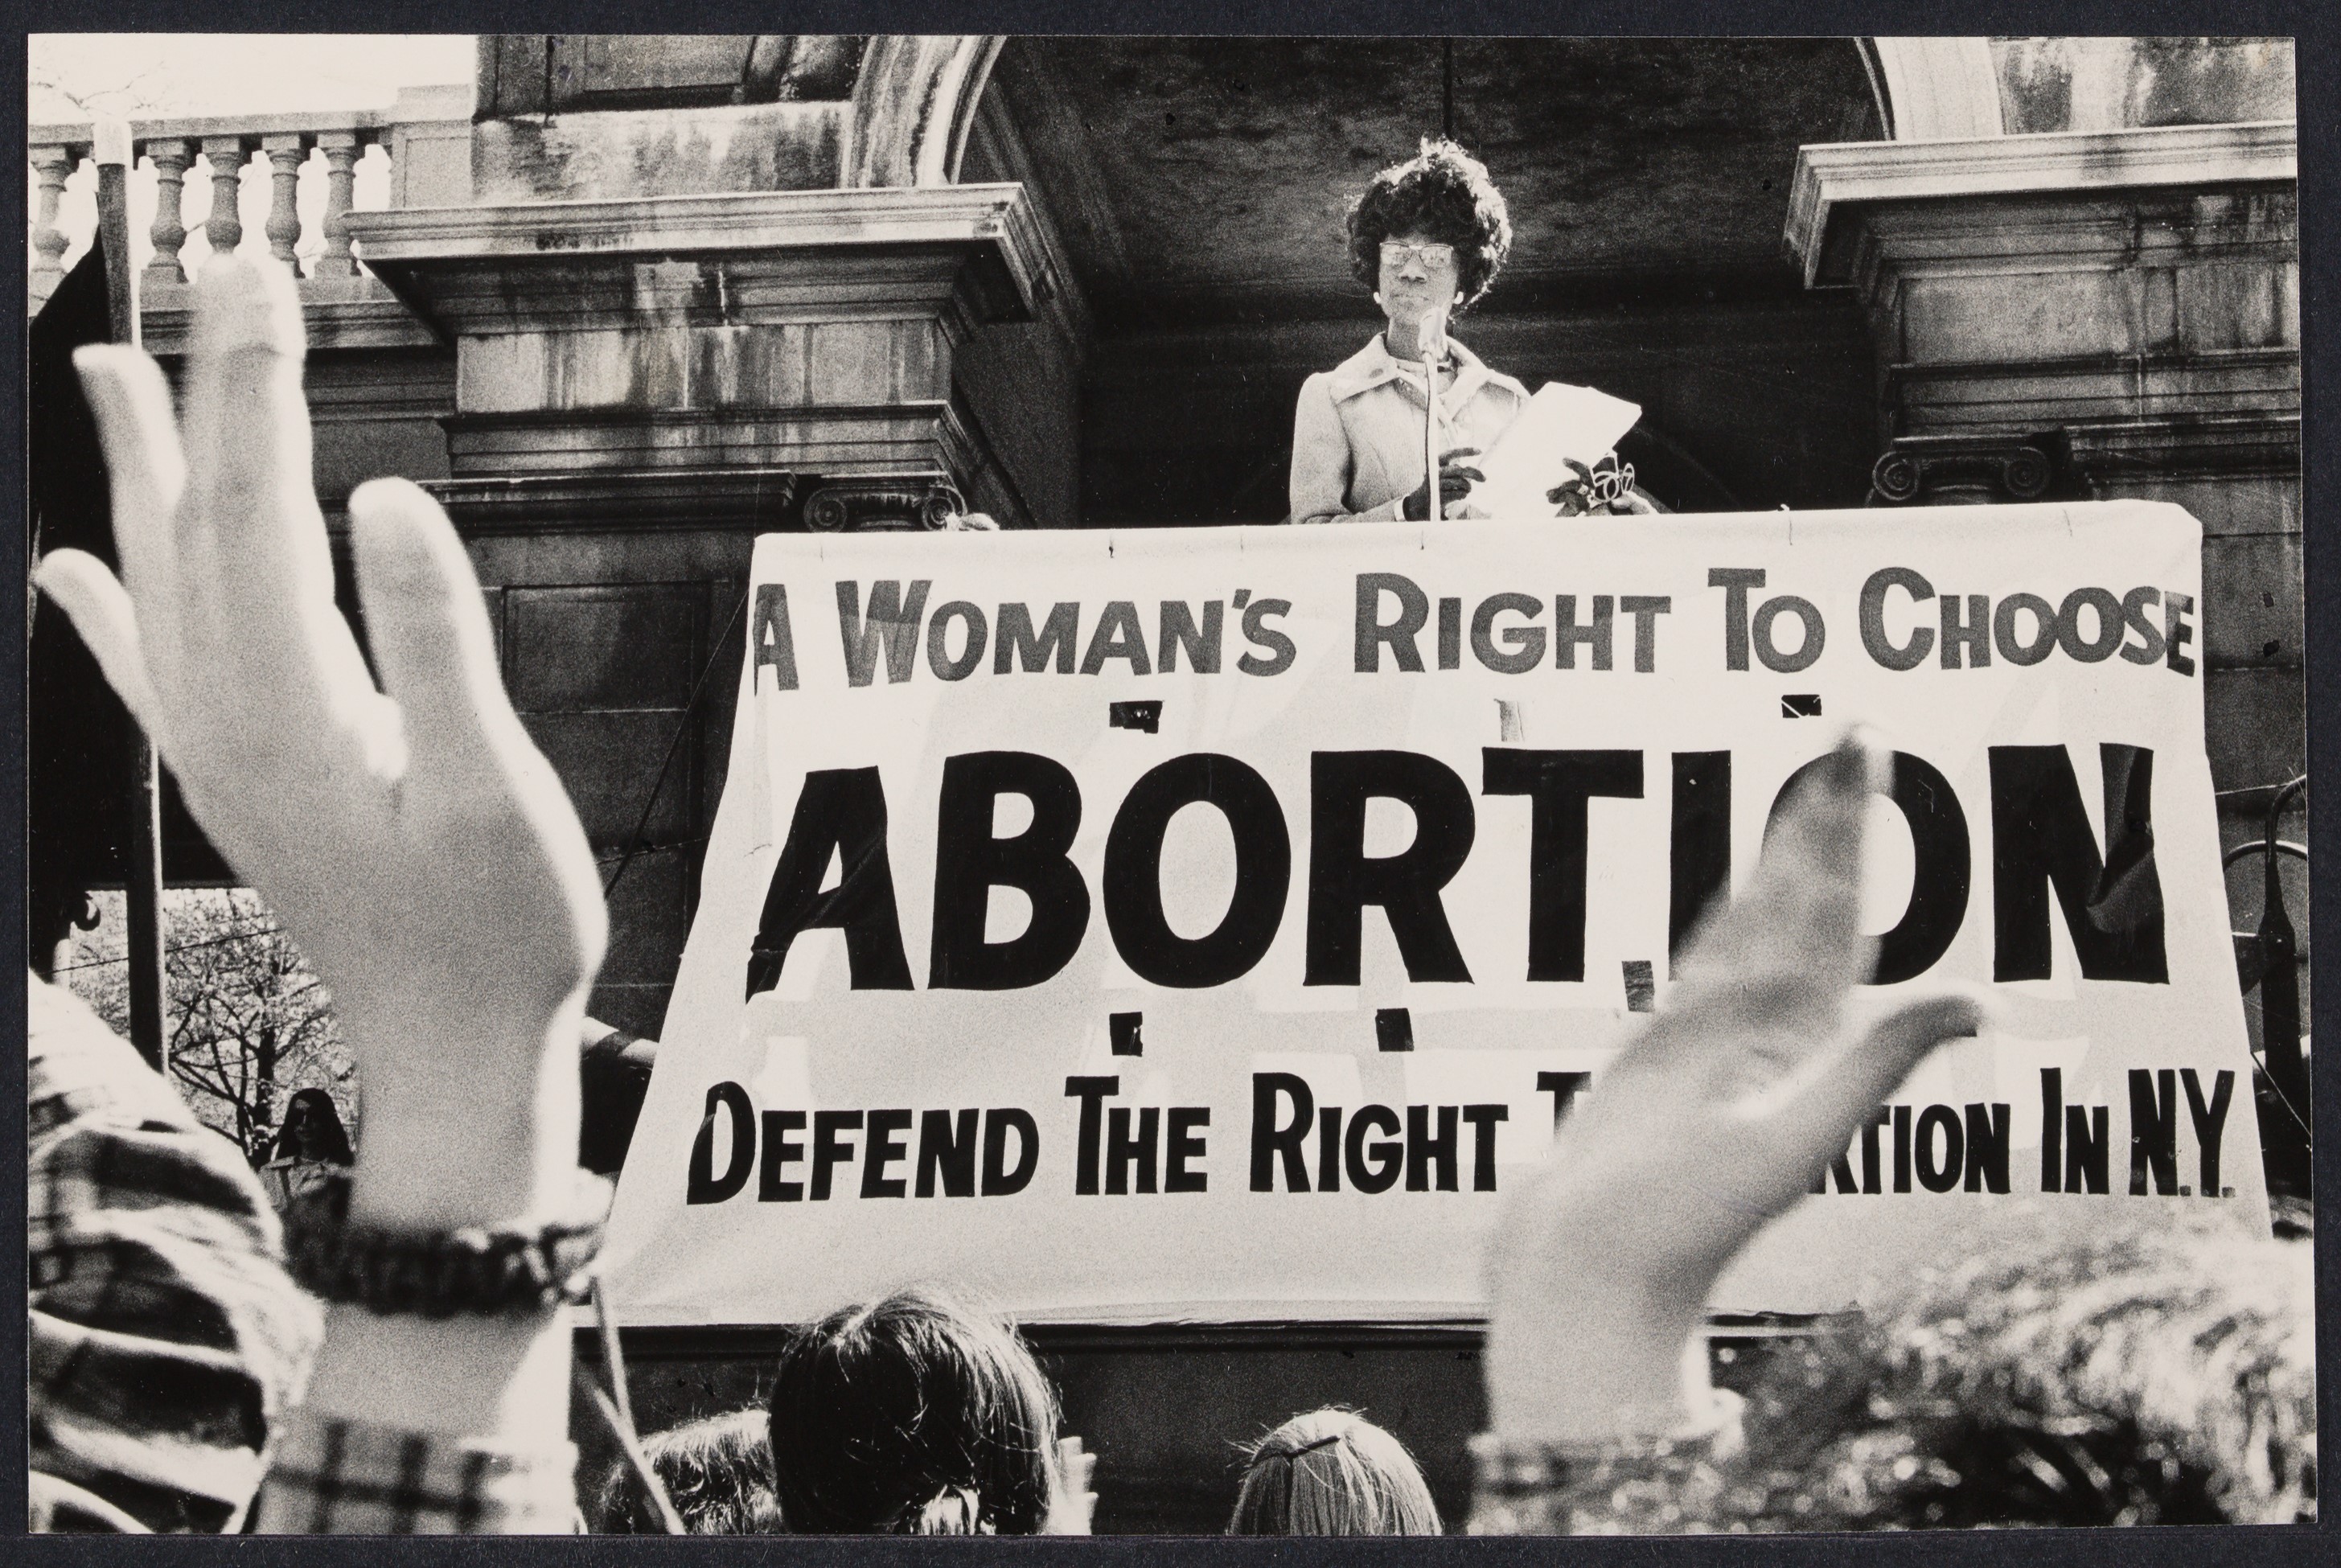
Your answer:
[1288,334,1531,525]
[258,1156,341,1213]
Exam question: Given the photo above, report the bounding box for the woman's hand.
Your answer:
[1547,453,1657,516]
[1484,733,1985,1442]
[1403,445,1485,520]
[35,257,606,1234]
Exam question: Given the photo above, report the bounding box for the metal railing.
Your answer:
[2224,774,2310,1202]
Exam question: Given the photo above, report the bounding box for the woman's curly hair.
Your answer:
[1546,1209,2315,1533]
[1345,138,1513,311]
[1741,1210,2318,1529]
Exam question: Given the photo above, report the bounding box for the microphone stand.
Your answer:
[1423,346,1442,523]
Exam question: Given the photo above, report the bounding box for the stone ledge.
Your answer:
[1887,347,2298,382]
[425,469,802,533]
[2066,414,2302,481]
[1786,120,2298,286]
[31,84,470,153]
[438,401,980,493]
[347,182,1045,320]
[31,106,388,152]
[1888,354,2299,434]
[138,275,442,355]
[352,183,1037,255]
[343,183,1044,348]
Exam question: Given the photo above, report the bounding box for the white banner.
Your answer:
[602,503,2268,1326]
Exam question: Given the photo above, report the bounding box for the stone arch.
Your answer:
[845,35,1005,187]
[852,35,1995,187]
[1861,37,2006,140]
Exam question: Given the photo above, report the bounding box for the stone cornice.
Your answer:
[437,400,982,488]
[347,183,1047,343]
[424,469,803,532]
[1786,120,2298,287]
[2066,414,2301,480]
[138,277,442,357]
[969,84,1092,355]
[351,183,1040,285]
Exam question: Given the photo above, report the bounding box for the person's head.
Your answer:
[1346,138,1513,339]
[766,1287,1062,1534]
[1711,1210,2315,1529]
[272,1087,353,1164]
[594,1408,783,1534]
[1228,1409,1442,1536]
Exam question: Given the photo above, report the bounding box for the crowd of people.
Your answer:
[27,241,2316,1534]
[585,1302,1451,1537]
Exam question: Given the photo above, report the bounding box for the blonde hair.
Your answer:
[1227,1409,1442,1536]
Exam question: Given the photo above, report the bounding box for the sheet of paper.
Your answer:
[1468,380,1642,519]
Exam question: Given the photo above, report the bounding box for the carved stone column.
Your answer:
[29,145,76,305]
[1788,118,2302,856]
[144,141,194,285]
[261,133,308,273]
[315,131,365,277]
[1866,435,2055,506]
[201,137,249,257]
[801,478,967,532]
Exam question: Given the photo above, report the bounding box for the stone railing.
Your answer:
[28,84,470,315]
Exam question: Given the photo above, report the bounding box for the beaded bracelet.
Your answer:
[1467,1392,1746,1535]
[1468,1428,1735,1536]
[285,1168,611,1318]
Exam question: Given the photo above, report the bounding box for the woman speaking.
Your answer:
[1288,139,1654,525]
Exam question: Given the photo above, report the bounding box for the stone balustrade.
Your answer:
[27,86,471,316]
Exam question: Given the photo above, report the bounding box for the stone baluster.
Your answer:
[29,145,78,302]
[315,130,364,277]
[145,140,194,285]
[202,136,248,260]
[261,133,307,274]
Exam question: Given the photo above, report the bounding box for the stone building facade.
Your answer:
[30,35,2304,1530]
[311,37,2303,1058]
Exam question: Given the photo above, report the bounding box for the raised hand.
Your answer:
[1045,1435,1099,1534]
[35,257,606,1233]
[1484,733,1985,1441]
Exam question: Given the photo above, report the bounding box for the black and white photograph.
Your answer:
[23,29,2317,1542]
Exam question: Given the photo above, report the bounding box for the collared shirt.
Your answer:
[27,975,322,1532]
[1288,333,1532,525]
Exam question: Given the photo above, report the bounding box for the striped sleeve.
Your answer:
[27,976,322,1532]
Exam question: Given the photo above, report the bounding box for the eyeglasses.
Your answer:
[1379,241,1456,270]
